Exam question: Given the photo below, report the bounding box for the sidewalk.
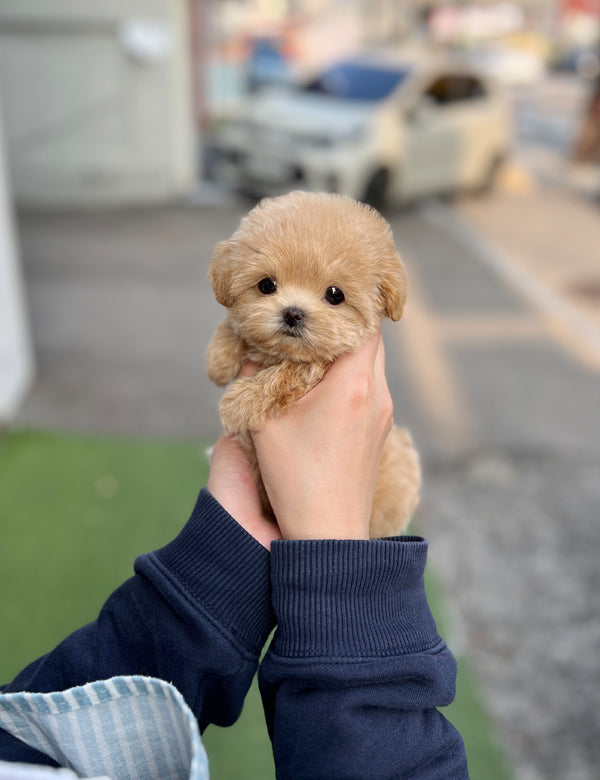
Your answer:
[457,160,600,370]
[12,195,250,439]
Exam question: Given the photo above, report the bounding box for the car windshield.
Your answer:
[301,62,410,101]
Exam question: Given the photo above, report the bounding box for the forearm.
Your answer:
[259,537,468,779]
[1,490,275,760]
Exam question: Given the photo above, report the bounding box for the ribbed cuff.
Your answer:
[137,488,275,656]
[269,537,441,658]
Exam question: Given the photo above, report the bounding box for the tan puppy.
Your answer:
[206,191,420,538]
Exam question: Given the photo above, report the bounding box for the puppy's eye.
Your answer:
[324,286,345,305]
[257,278,277,295]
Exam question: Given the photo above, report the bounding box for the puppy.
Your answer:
[206,191,420,538]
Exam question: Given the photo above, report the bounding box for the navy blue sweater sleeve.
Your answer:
[0,489,275,762]
[259,538,469,779]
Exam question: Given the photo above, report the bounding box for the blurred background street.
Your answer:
[1,1,599,779]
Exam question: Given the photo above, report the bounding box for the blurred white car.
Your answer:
[214,54,512,208]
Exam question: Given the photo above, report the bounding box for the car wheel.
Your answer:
[363,168,390,211]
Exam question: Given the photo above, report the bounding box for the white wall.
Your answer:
[0,0,196,207]
[0,94,34,421]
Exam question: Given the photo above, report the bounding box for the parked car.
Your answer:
[214,53,512,208]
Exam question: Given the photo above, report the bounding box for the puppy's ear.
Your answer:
[379,253,407,321]
[208,240,235,307]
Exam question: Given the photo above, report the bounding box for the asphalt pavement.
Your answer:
[10,171,600,779]
[392,188,600,780]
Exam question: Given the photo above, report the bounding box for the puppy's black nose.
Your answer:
[282,307,305,328]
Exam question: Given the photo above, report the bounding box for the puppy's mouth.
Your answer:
[282,325,304,339]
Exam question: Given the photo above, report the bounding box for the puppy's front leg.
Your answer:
[220,361,326,433]
[206,319,247,387]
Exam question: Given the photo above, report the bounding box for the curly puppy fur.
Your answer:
[206,191,420,538]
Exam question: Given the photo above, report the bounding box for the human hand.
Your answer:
[252,333,393,540]
[207,433,282,549]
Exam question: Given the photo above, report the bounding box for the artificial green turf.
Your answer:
[0,430,212,681]
[0,429,512,779]
[425,573,514,780]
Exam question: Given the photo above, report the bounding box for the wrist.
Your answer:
[267,486,371,541]
[278,513,369,541]
[140,488,276,655]
[268,536,442,658]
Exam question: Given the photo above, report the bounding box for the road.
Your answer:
[387,196,600,780]
[12,74,600,779]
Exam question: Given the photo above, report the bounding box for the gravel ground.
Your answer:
[419,447,600,780]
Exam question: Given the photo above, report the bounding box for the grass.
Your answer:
[425,573,513,780]
[0,429,512,779]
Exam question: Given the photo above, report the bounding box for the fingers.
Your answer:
[311,332,389,412]
[207,433,282,548]
[373,332,386,380]
[324,332,381,382]
[238,334,383,393]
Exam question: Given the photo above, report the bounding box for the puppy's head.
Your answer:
[208,191,407,362]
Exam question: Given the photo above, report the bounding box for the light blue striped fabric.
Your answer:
[0,676,209,779]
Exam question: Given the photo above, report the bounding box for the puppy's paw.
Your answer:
[219,377,268,434]
[206,346,239,387]
[206,321,246,387]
